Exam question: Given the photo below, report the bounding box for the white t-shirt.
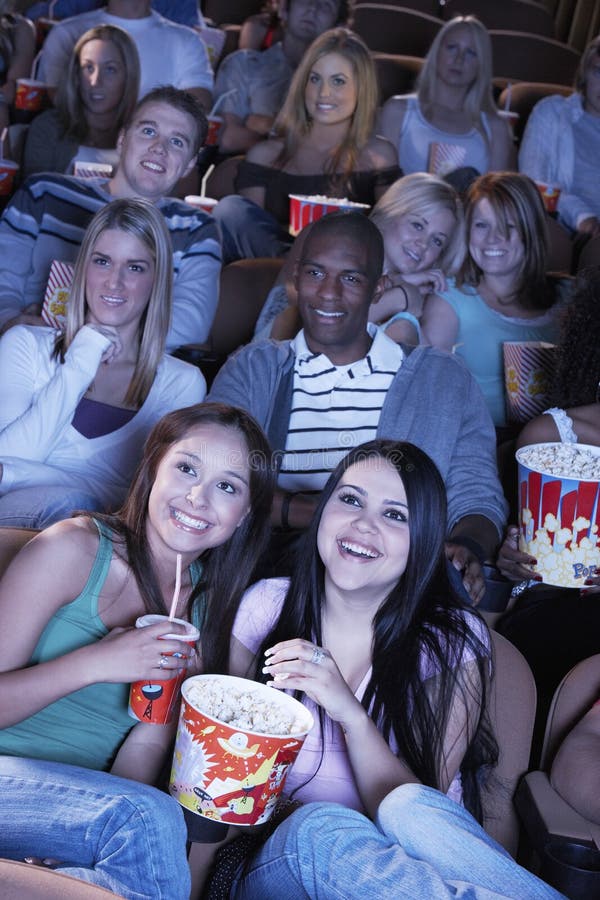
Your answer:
[37,9,213,98]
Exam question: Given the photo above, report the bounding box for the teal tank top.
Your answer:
[0,520,203,771]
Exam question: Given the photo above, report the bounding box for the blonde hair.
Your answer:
[56,25,140,143]
[460,172,551,310]
[575,34,600,94]
[370,172,465,274]
[274,28,378,183]
[417,16,497,127]
[60,199,172,408]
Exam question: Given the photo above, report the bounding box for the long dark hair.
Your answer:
[552,266,600,408]
[253,440,497,821]
[96,403,276,673]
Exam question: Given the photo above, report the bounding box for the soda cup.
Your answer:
[129,615,199,725]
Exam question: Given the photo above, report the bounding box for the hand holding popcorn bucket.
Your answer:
[517,443,600,587]
[170,675,313,830]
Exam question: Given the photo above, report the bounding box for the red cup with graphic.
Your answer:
[535,181,562,214]
[129,615,199,725]
[14,79,48,112]
[170,674,313,826]
[205,115,223,147]
[184,195,218,214]
[0,160,19,197]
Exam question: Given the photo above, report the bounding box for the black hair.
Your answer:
[300,210,385,286]
[552,266,600,408]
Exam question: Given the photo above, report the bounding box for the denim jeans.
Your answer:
[0,756,190,900]
[0,486,102,528]
[212,195,292,265]
[232,784,564,899]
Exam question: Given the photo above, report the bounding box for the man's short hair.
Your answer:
[300,211,384,285]
[127,86,208,157]
[288,0,353,26]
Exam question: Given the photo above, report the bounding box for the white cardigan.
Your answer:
[0,325,205,508]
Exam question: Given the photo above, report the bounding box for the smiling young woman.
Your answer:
[23,25,140,179]
[0,198,204,527]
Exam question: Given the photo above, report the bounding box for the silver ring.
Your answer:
[159,655,169,669]
[310,646,325,665]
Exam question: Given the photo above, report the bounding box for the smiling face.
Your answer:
[113,101,197,202]
[146,423,251,562]
[436,25,479,89]
[469,197,525,281]
[78,38,125,117]
[304,51,357,126]
[294,228,383,365]
[317,457,410,603]
[84,227,154,338]
[381,206,456,275]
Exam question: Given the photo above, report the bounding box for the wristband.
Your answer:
[281,491,294,530]
[449,535,486,565]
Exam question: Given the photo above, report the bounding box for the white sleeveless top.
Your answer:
[397,94,491,175]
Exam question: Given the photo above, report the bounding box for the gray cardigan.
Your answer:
[208,339,508,536]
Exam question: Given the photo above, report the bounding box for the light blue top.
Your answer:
[437,278,563,426]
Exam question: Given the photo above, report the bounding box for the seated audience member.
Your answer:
[519,35,600,241]
[36,0,213,110]
[0,198,204,527]
[23,24,140,180]
[0,2,35,134]
[420,173,570,428]
[255,172,465,342]
[0,402,275,900]
[214,28,399,264]
[214,0,349,155]
[495,267,600,731]
[0,86,221,351]
[551,697,600,824]
[26,0,206,27]
[239,0,282,51]
[208,211,508,603]
[379,16,515,184]
[194,440,560,900]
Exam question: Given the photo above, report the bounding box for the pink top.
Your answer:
[232,578,489,813]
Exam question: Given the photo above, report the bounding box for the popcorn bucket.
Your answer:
[427,142,467,176]
[73,161,113,179]
[503,341,557,424]
[170,675,313,827]
[41,260,74,329]
[517,443,600,587]
[288,194,370,237]
[535,181,562,214]
[15,79,48,112]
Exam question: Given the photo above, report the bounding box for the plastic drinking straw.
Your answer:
[209,89,237,118]
[0,127,6,160]
[200,163,214,197]
[168,553,182,621]
[504,82,512,111]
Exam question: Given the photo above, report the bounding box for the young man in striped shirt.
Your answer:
[0,87,221,352]
[209,212,508,603]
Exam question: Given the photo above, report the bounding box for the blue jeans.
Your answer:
[232,784,564,899]
[212,195,292,264]
[0,756,190,900]
[0,487,102,528]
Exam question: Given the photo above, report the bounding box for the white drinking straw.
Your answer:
[168,553,182,621]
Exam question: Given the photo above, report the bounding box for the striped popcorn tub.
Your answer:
[288,194,370,237]
[504,341,557,424]
[517,443,600,587]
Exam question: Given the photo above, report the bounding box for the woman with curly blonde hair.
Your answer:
[213,27,399,263]
[379,16,514,181]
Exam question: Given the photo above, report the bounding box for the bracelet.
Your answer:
[281,491,294,530]
[397,283,409,312]
[448,535,486,565]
